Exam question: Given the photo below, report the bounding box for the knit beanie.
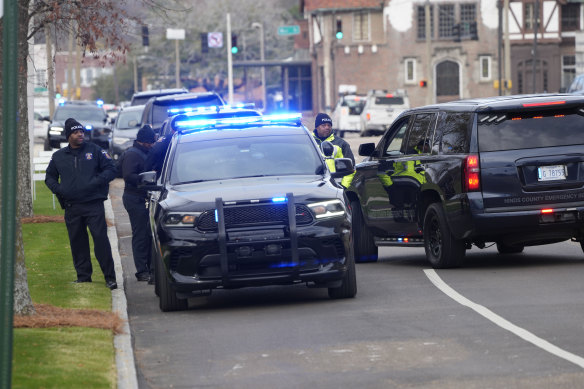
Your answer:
[315,113,332,128]
[64,118,85,139]
[136,124,156,144]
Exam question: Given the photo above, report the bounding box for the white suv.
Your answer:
[359,90,410,136]
[331,94,366,138]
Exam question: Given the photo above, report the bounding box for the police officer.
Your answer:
[121,125,156,282]
[312,113,355,187]
[45,118,118,290]
[143,121,173,176]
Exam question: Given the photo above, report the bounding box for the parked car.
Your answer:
[44,100,112,152]
[359,90,410,136]
[139,112,356,311]
[111,105,146,159]
[140,91,225,134]
[346,93,584,268]
[130,88,188,106]
[566,73,584,93]
[33,111,50,139]
[331,94,366,138]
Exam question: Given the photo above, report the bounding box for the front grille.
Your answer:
[197,204,313,231]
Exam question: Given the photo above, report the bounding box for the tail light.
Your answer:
[464,154,480,192]
[366,113,371,121]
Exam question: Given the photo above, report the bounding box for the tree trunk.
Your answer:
[0,0,36,316]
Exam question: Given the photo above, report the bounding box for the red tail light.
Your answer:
[366,113,371,121]
[464,155,480,192]
[541,209,553,214]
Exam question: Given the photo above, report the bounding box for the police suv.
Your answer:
[140,111,356,311]
[347,94,584,268]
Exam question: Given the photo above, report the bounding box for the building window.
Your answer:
[561,4,580,32]
[479,56,491,81]
[353,12,370,41]
[438,4,455,39]
[405,58,416,83]
[524,2,539,31]
[417,5,435,39]
[460,4,476,38]
[562,55,576,90]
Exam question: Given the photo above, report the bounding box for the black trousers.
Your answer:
[64,200,116,282]
[122,192,152,277]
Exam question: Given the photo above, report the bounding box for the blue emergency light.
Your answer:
[174,113,302,131]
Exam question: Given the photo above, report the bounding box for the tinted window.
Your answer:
[434,112,472,154]
[382,117,410,156]
[170,134,322,184]
[116,110,143,130]
[478,109,584,151]
[152,96,224,127]
[374,96,405,105]
[404,113,435,154]
[54,106,106,122]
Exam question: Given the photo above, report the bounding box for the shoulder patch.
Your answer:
[85,153,93,160]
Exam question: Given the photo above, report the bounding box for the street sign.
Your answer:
[208,32,223,48]
[278,25,300,36]
[166,28,185,40]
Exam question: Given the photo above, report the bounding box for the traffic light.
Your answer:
[231,34,238,54]
[452,24,461,42]
[141,25,149,46]
[201,33,209,53]
[470,21,478,40]
[419,80,427,87]
[335,19,343,40]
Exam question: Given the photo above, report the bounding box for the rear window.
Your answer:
[374,96,405,105]
[152,96,223,127]
[54,106,106,122]
[478,108,584,152]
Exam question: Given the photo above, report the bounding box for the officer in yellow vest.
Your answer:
[312,113,355,187]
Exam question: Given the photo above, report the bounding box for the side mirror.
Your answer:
[331,158,354,178]
[321,141,335,158]
[138,171,162,190]
[358,143,375,156]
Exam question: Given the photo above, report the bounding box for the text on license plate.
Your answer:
[537,165,566,181]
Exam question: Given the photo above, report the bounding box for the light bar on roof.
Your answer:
[174,112,302,130]
[168,105,221,115]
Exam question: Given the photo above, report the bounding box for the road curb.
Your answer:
[105,196,138,389]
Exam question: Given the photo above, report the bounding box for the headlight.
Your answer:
[163,212,201,227]
[113,137,131,145]
[307,200,346,219]
[49,126,63,135]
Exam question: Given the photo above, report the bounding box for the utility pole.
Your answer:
[497,0,503,96]
[504,0,511,95]
[323,15,332,111]
[252,22,266,112]
[425,0,432,105]
[75,34,82,100]
[532,0,539,92]
[227,13,234,105]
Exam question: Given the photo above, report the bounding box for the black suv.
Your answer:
[140,113,356,311]
[45,101,112,151]
[346,94,584,268]
[140,92,225,134]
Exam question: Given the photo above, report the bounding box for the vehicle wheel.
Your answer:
[581,241,584,254]
[351,200,378,263]
[43,137,51,151]
[423,203,465,268]
[328,243,357,299]
[496,242,524,254]
[156,251,188,312]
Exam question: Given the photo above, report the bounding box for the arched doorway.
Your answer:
[436,60,460,103]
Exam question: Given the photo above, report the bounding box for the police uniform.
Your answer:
[45,119,117,287]
[312,113,356,188]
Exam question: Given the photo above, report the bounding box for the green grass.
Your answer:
[12,185,116,388]
[12,328,115,389]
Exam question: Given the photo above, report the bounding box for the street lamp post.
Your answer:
[252,22,266,112]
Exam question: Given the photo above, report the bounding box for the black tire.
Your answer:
[156,251,188,312]
[496,242,524,254]
[328,243,357,299]
[43,137,51,151]
[351,200,378,263]
[423,203,465,268]
[581,241,584,254]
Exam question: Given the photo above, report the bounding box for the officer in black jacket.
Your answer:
[143,120,174,176]
[45,118,118,290]
[121,125,156,282]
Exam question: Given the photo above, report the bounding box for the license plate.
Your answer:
[537,165,566,181]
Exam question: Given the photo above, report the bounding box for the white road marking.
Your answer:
[424,268,584,369]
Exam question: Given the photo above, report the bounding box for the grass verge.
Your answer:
[12,183,117,388]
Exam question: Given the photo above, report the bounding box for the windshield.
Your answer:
[478,108,584,151]
[169,134,323,184]
[373,96,405,105]
[54,106,106,122]
[116,110,143,130]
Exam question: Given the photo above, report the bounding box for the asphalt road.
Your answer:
[109,133,584,388]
